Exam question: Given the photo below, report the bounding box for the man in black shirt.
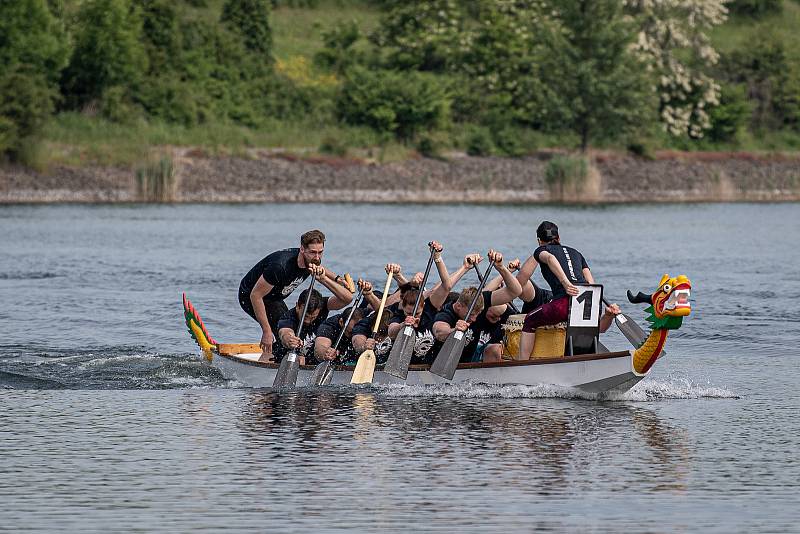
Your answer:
[238,229,353,362]
[312,278,381,364]
[431,249,522,363]
[272,288,331,365]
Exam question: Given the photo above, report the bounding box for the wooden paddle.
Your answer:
[308,289,364,386]
[382,245,437,380]
[272,273,317,388]
[430,262,494,380]
[473,263,520,313]
[350,270,394,384]
[602,296,661,354]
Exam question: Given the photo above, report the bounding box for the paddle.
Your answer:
[383,244,437,380]
[272,273,317,388]
[602,296,661,354]
[350,270,394,384]
[472,263,520,314]
[308,289,364,386]
[430,262,494,380]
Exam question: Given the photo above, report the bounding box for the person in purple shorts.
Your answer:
[517,221,599,358]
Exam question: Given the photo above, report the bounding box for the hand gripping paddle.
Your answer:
[272,273,317,388]
[383,244,437,380]
[308,289,364,386]
[350,270,394,384]
[430,262,494,380]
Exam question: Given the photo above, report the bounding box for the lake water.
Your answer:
[1,202,799,532]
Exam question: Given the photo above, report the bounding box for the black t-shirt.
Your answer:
[351,302,399,364]
[521,282,554,314]
[388,297,439,364]
[533,244,589,299]
[239,248,309,301]
[431,290,509,363]
[272,298,329,364]
[315,312,359,363]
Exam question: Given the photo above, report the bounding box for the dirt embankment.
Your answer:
[1,149,798,203]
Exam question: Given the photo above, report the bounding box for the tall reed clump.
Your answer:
[135,155,177,202]
[544,154,589,202]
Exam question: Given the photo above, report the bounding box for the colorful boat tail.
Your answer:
[183,293,216,354]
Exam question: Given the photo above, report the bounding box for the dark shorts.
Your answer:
[238,289,287,334]
[522,296,569,333]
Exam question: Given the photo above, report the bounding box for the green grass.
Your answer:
[270,0,382,61]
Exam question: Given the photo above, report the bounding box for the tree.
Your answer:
[61,0,148,109]
[220,0,273,59]
[624,0,728,138]
[0,0,66,158]
[544,0,654,151]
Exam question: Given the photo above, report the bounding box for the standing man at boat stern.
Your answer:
[238,229,353,362]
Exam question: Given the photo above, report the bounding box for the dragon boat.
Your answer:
[183,274,692,394]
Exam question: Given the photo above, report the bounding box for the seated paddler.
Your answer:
[430,249,522,364]
[313,278,380,365]
[516,221,622,358]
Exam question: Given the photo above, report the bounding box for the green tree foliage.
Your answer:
[0,67,57,159]
[544,0,654,151]
[314,21,363,75]
[728,0,782,18]
[338,67,448,140]
[719,41,800,131]
[707,84,751,142]
[221,0,273,58]
[135,0,181,73]
[0,0,66,158]
[61,0,148,109]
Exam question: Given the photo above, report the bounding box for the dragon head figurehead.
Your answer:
[628,274,692,330]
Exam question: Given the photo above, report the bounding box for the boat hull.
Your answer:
[210,346,645,395]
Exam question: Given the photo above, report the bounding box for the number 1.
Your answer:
[576,290,593,321]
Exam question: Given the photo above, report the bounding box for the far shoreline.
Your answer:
[2,149,799,204]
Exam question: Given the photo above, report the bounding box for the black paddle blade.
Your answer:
[383,326,416,379]
[615,313,647,347]
[309,361,331,386]
[272,352,299,387]
[429,330,467,380]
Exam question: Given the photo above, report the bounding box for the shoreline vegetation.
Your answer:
[3,0,800,203]
[2,148,798,204]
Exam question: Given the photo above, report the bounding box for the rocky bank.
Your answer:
[1,149,798,203]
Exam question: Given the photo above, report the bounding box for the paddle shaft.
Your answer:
[467,262,494,317]
[371,270,395,336]
[410,246,437,319]
[332,290,363,351]
[293,273,318,341]
[472,263,519,314]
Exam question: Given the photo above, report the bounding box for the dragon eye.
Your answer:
[662,284,672,293]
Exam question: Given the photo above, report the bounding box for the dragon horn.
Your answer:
[627,290,652,305]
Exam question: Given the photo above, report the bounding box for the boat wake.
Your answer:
[374,376,738,401]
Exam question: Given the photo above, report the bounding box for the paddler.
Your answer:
[430,249,522,363]
[313,278,380,364]
[272,286,331,365]
[237,229,353,362]
[516,221,619,358]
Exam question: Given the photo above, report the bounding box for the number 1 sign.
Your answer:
[569,284,603,329]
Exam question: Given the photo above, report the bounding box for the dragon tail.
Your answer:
[183,293,217,353]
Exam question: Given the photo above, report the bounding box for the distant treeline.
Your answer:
[1,0,799,163]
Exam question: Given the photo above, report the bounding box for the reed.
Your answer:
[545,155,588,201]
[135,155,177,202]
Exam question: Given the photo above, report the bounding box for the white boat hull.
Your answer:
[210,350,646,395]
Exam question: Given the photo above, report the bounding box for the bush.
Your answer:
[0,67,57,160]
[465,126,493,156]
[338,67,449,140]
[221,0,273,57]
[314,21,363,74]
[493,128,524,157]
[728,0,782,17]
[61,0,148,109]
[319,136,348,156]
[707,84,751,143]
[135,155,177,201]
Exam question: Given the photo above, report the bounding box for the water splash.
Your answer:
[374,377,738,401]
